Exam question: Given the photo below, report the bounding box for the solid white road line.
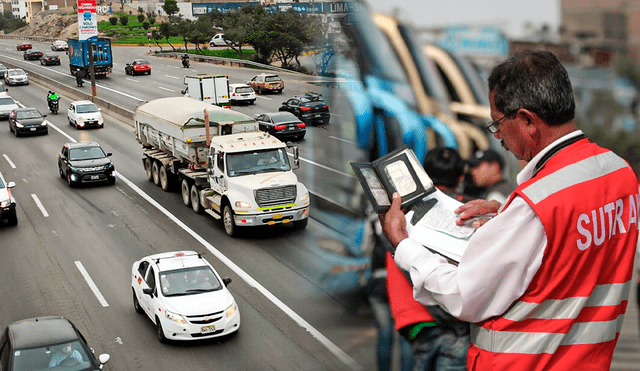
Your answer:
[31,194,49,217]
[74,261,110,307]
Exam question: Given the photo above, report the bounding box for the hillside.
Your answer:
[10,9,116,39]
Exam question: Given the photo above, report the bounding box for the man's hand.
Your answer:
[378,193,408,247]
[454,199,501,228]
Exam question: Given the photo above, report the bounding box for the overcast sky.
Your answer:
[363,0,561,39]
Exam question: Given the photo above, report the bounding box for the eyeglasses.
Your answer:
[486,113,511,133]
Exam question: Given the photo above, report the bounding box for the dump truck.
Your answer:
[67,36,113,77]
[182,74,230,106]
[134,97,310,236]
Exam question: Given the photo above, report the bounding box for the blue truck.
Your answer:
[67,37,113,77]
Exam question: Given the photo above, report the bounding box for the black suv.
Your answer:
[58,141,116,187]
[0,316,110,371]
[278,92,330,125]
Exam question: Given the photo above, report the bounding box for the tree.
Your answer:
[163,0,179,17]
[152,30,164,51]
[108,16,118,25]
[188,16,214,54]
[158,21,179,50]
[119,15,129,26]
[137,14,145,23]
[143,22,150,30]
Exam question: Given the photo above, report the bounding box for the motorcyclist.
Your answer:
[47,90,59,105]
[181,53,190,67]
[75,69,85,86]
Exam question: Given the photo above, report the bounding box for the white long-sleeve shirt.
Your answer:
[394,131,584,323]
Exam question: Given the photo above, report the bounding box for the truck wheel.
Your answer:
[293,218,308,230]
[223,204,237,237]
[190,185,202,214]
[181,179,191,207]
[152,161,162,186]
[144,158,153,181]
[159,165,172,191]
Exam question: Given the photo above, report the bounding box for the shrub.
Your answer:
[119,15,128,26]
[137,14,145,23]
[142,22,150,30]
[108,16,117,25]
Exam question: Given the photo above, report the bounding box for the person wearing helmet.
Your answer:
[181,53,190,68]
[47,90,60,112]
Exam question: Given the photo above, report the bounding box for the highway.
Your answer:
[0,41,376,371]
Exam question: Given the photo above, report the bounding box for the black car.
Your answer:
[40,53,61,66]
[278,92,330,125]
[58,141,116,187]
[9,108,48,136]
[0,64,7,79]
[23,50,43,60]
[0,316,110,371]
[256,112,306,141]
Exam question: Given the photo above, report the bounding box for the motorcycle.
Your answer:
[182,58,190,68]
[48,98,59,114]
[76,75,84,87]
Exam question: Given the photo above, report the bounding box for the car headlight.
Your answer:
[225,302,237,317]
[69,166,79,173]
[15,122,23,128]
[0,199,12,208]
[40,121,47,126]
[164,310,186,324]
[299,193,309,202]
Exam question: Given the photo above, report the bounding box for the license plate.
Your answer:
[273,214,283,219]
[315,114,321,118]
[201,325,216,333]
[30,127,36,131]
[91,175,99,180]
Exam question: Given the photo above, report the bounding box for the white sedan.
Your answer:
[131,251,240,342]
[67,100,104,129]
[0,96,19,119]
[51,40,68,51]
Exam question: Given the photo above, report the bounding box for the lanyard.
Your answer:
[532,134,588,177]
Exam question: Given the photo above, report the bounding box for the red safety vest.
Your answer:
[385,251,434,330]
[467,139,639,370]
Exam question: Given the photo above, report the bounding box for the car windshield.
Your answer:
[69,147,106,161]
[0,85,6,92]
[235,87,253,94]
[0,97,15,105]
[0,177,4,188]
[226,148,291,176]
[76,104,98,113]
[134,60,149,65]
[271,114,298,123]
[265,76,281,82]
[16,110,41,119]
[11,340,93,371]
[159,267,222,296]
[8,70,24,76]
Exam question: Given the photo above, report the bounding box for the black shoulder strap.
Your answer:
[532,134,588,177]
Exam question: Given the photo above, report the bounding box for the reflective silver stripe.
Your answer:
[522,152,628,204]
[471,315,624,354]
[503,281,631,321]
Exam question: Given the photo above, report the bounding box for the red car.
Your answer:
[124,59,151,76]
[16,42,32,51]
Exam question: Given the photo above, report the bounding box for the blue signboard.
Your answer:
[192,2,360,16]
[437,25,509,57]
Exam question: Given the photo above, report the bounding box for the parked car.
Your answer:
[58,141,116,187]
[209,33,238,47]
[0,96,19,119]
[131,251,240,342]
[67,100,104,129]
[40,53,61,66]
[16,42,31,51]
[256,111,306,141]
[229,83,256,105]
[0,64,8,78]
[51,39,68,51]
[4,69,28,86]
[0,316,110,370]
[0,170,17,226]
[9,108,48,136]
[23,50,43,60]
[279,92,330,125]
[124,59,151,75]
[247,73,284,94]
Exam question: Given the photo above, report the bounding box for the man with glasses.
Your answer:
[379,50,639,370]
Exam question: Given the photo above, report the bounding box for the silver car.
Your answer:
[0,96,19,119]
[4,69,28,86]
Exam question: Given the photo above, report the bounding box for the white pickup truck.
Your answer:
[134,97,310,236]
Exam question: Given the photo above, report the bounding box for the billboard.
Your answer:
[77,0,98,40]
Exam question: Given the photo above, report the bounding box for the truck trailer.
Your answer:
[67,36,113,77]
[182,74,230,106]
[134,97,310,236]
